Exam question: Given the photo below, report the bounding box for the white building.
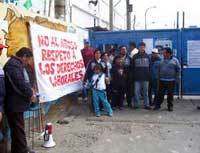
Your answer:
[2,0,127,30]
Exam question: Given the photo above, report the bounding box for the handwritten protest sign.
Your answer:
[29,22,85,102]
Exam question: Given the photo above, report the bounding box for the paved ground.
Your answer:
[34,98,200,153]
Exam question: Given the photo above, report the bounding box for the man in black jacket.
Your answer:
[4,47,35,153]
[119,45,133,108]
[0,43,6,142]
[131,42,151,110]
[0,43,6,124]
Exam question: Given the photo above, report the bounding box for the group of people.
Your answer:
[0,44,36,153]
[81,40,181,117]
[0,38,184,152]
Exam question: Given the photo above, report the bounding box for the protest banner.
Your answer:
[29,22,85,102]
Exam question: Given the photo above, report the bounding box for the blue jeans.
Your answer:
[92,89,112,116]
[134,81,149,107]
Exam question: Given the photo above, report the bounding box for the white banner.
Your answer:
[29,22,85,102]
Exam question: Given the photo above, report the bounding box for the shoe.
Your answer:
[96,114,101,117]
[144,106,152,110]
[118,107,123,110]
[168,106,173,112]
[150,102,155,106]
[28,151,36,153]
[83,97,88,103]
[108,113,113,117]
[197,106,200,110]
[112,107,116,111]
[153,106,160,110]
[27,147,36,153]
[128,104,133,108]
[133,106,139,110]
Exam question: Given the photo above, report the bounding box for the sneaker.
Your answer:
[144,106,151,110]
[128,104,133,108]
[27,147,36,153]
[153,106,161,110]
[83,97,88,103]
[133,106,139,110]
[108,113,113,117]
[28,151,36,153]
[112,107,116,111]
[118,107,123,110]
[96,114,101,117]
[168,106,173,112]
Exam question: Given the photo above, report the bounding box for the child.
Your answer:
[90,64,113,117]
[111,56,126,110]
[101,52,112,103]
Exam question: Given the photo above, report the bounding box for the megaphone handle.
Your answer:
[44,130,49,141]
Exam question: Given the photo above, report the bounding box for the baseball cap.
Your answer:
[152,48,159,54]
[84,39,90,44]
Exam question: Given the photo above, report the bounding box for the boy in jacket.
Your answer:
[111,56,126,110]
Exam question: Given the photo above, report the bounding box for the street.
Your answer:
[34,98,200,153]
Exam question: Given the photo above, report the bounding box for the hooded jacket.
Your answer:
[4,56,33,112]
[0,65,5,112]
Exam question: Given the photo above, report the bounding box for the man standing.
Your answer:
[132,42,151,110]
[129,42,138,58]
[4,47,35,153]
[0,43,6,139]
[154,47,181,112]
[119,45,132,108]
[149,48,161,106]
[81,39,94,67]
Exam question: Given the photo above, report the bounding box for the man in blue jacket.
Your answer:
[4,47,35,153]
[149,48,161,106]
[154,47,181,112]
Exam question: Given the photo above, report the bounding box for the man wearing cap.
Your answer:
[131,42,151,110]
[81,39,94,68]
[149,48,161,106]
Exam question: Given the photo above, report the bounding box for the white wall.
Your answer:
[4,0,127,30]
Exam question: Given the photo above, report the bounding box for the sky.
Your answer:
[129,0,200,29]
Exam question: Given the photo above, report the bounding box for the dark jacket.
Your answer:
[149,54,161,80]
[111,64,126,89]
[120,54,132,81]
[84,58,108,82]
[0,66,5,112]
[4,56,33,112]
[131,52,150,81]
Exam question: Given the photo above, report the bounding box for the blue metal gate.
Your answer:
[89,28,200,95]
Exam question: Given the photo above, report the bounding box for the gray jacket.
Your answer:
[159,56,181,81]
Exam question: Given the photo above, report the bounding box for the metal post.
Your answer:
[182,11,185,29]
[109,0,113,30]
[133,15,136,30]
[126,0,131,30]
[48,0,52,17]
[44,0,46,16]
[177,11,179,29]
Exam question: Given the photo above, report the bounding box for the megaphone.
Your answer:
[42,123,56,148]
